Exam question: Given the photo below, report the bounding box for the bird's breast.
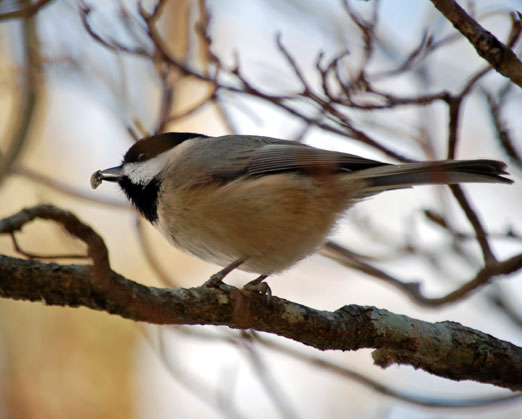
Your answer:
[156,173,363,274]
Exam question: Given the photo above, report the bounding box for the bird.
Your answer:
[91,132,512,292]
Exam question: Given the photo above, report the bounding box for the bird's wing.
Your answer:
[196,135,388,181]
[247,143,387,175]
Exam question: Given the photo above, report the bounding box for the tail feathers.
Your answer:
[352,159,512,195]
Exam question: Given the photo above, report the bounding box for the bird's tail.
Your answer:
[351,159,512,195]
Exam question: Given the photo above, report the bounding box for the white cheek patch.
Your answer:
[124,151,171,185]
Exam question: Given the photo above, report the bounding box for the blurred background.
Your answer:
[0,0,522,417]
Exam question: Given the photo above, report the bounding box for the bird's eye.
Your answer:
[137,153,148,162]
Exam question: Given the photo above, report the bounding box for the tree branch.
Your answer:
[0,0,53,21]
[430,0,522,88]
[1,255,522,390]
[322,241,522,307]
[0,0,39,186]
[1,205,522,391]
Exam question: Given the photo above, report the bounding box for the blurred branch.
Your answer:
[430,0,522,88]
[482,85,522,171]
[489,285,522,329]
[0,205,112,288]
[0,0,39,186]
[450,185,496,263]
[140,326,244,419]
[134,216,179,288]
[9,231,87,260]
[322,241,522,307]
[166,87,216,123]
[81,1,415,162]
[11,166,129,208]
[1,205,522,391]
[79,2,149,56]
[446,13,521,159]
[251,332,522,409]
[178,325,522,409]
[342,0,380,81]
[0,0,52,21]
[424,208,522,243]
[238,333,298,419]
[445,66,491,159]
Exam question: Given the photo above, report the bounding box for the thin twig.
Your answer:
[322,241,521,307]
[482,86,522,171]
[134,216,179,288]
[450,185,496,264]
[430,0,522,87]
[1,236,522,391]
[11,166,129,208]
[177,325,522,408]
[140,326,244,419]
[251,332,522,409]
[79,2,149,56]
[167,87,216,123]
[446,66,491,159]
[0,0,53,21]
[0,205,112,287]
[239,332,299,419]
[0,1,39,186]
[9,232,87,260]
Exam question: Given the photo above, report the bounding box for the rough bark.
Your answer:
[430,0,522,88]
[1,254,521,391]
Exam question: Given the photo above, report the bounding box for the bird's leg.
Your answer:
[243,274,271,300]
[203,259,245,288]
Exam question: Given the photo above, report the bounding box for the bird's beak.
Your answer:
[90,166,123,189]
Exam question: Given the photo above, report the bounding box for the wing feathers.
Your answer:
[352,160,512,194]
[185,135,511,188]
[247,144,387,176]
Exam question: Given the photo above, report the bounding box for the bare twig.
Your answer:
[2,253,522,391]
[11,166,129,208]
[239,333,298,419]
[489,285,522,329]
[342,0,381,81]
[424,208,522,243]
[446,66,491,159]
[0,205,111,287]
[177,326,522,408]
[134,216,179,288]
[429,0,522,87]
[482,86,522,171]
[1,206,522,390]
[153,68,175,134]
[0,0,39,186]
[79,2,149,56]
[322,241,522,307]
[251,332,522,409]
[140,0,169,22]
[450,185,496,263]
[167,88,216,123]
[9,231,87,260]
[0,0,53,21]
[140,326,244,419]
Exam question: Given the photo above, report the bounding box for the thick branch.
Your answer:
[1,254,521,391]
[430,0,522,88]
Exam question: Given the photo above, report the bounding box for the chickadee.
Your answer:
[91,132,512,291]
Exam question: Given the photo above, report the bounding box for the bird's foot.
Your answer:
[243,274,272,302]
[202,259,245,289]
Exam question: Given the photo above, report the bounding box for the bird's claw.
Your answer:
[202,273,227,289]
[243,280,272,303]
[202,259,245,290]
